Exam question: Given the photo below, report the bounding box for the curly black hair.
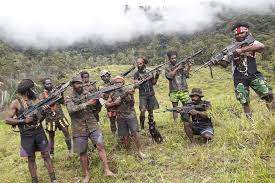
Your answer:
[231,22,250,31]
[80,71,89,78]
[17,79,35,95]
[167,50,178,58]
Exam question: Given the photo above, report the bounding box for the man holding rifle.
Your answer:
[5,79,57,183]
[165,51,192,122]
[65,76,115,182]
[217,22,274,118]
[133,58,160,130]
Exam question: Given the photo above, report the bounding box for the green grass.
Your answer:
[0,65,274,183]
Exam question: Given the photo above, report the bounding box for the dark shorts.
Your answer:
[234,73,272,104]
[20,129,49,157]
[117,116,139,137]
[73,130,104,154]
[139,95,159,111]
[192,126,214,136]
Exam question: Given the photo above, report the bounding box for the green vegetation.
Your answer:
[0,65,274,182]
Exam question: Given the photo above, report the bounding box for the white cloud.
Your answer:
[0,0,273,49]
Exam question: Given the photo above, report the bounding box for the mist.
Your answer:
[0,0,274,49]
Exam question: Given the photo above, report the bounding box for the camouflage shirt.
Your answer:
[65,90,99,137]
[165,63,189,92]
[83,81,97,93]
[133,69,156,96]
[109,86,136,119]
[39,90,65,122]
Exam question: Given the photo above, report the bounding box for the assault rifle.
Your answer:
[171,49,204,70]
[193,34,255,73]
[120,65,136,77]
[133,62,166,88]
[166,103,206,114]
[15,81,71,132]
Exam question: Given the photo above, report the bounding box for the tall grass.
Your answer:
[0,65,273,183]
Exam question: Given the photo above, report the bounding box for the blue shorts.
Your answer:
[73,130,104,154]
[192,126,214,136]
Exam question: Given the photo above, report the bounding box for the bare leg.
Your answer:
[243,103,253,119]
[109,117,117,134]
[139,111,146,130]
[132,132,145,159]
[41,151,56,183]
[28,155,38,183]
[96,144,115,176]
[201,132,213,143]
[80,152,90,183]
[172,102,179,121]
[48,131,55,157]
[184,122,195,145]
[61,127,72,152]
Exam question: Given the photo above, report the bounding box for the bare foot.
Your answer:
[189,142,196,148]
[138,151,146,159]
[83,174,90,183]
[104,169,116,177]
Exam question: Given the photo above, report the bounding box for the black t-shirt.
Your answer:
[182,100,212,129]
[230,40,263,80]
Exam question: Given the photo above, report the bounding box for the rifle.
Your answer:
[148,120,163,143]
[120,65,136,77]
[166,103,206,114]
[15,81,71,132]
[133,62,166,88]
[193,34,255,73]
[171,49,204,70]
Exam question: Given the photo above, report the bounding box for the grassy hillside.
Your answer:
[0,65,274,183]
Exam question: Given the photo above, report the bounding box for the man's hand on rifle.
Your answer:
[24,115,33,124]
[189,109,199,115]
[87,99,97,105]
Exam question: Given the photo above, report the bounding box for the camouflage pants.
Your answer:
[234,74,273,104]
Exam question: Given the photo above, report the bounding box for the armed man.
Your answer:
[80,71,102,122]
[5,79,57,183]
[100,70,117,134]
[133,58,160,130]
[217,22,275,118]
[65,76,115,182]
[181,88,213,145]
[165,51,192,122]
[39,78,71,159]
[105,76,145,159]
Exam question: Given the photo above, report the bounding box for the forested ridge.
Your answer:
[0,14,274,86]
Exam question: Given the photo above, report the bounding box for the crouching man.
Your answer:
[182,88,214,145]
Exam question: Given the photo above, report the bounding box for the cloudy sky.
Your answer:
[0,0,274,48]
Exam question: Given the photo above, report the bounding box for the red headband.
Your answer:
[235,26,248,34]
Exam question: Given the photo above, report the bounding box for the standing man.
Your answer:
[65,76,114,183]
[80,71,102,122]
[133,58,160,130]
[100,70,117,134]
[218,22,275,117]
[5,79,57,183]
[182,88,214,145]
[105,76,145,159]
[165,51,192,121]
[39,78,71,159]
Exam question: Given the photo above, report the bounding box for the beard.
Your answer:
[45,86,53,91]
[138,65,145,71]
[75,87,84,94]
[27,89,37,100]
